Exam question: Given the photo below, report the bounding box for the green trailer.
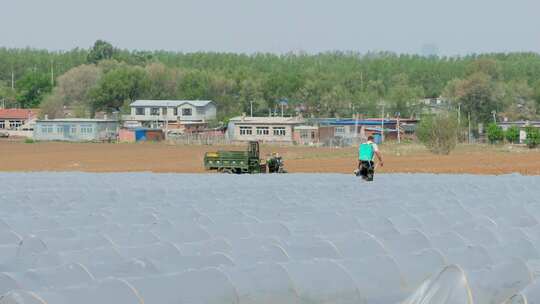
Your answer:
[204,141,267,174]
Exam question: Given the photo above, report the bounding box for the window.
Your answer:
[173,108,178,116]
[10,121,22,129]
[56,126,63,133]
[273,127,286,136]
[40,125,53,134]
[335,127,345,135]
[162,108,168,116]
[256,127,269,135]
[311,131,316,139]
[0,121,4,129]
[182,108,192,116]
[71,125,77,134]
[80,124,93,134]
[239,126,252,136]
[136,107,144,115]
[151,108,160,116]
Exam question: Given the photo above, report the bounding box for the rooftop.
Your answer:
[498,120,540,125]
[316,118,419,126]
[294,125,318,130]
[36,118,118,123]
[0,109,36,120]
[130,100,214,107]
[229,116,305,124]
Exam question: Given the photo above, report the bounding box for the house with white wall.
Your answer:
[227,115,305,143]
[124,100,217,129]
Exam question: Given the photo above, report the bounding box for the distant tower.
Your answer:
[421,43,439,57]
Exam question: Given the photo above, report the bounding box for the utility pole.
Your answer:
[396,113,401,144]
[250,100,253,117]
[11,69,14,90]
[457,103,461,142]
[281,103,284,117]
[468,112,472,144]
[457,103,461,125]
[380,101,385,143]
[50,60,55,87]
[164,104,169,140]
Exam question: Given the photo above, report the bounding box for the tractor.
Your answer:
[204,141,286,174]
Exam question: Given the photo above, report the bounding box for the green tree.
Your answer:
[3,48,540,120]
[502,80,536,120]
[443,72,504,124]
[89,66,149,113]
[0,83,17,108]
[505,125,520,144]
[466,58,502,80]
[40,64,102,118]
[525,126,540,148]
[178,70,211,99]
[533,81,540,110]
[486,123,504,144]
[386,74,425,117]
[16,72,52,108]
[145,63,182,99]
[416,113,458,155]
[87,40,115,64]
[238,78,265,115]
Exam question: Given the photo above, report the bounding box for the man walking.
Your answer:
[356,135,384,181]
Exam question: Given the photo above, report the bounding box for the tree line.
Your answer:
[1,40,539,125]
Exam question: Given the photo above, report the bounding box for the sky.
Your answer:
[2,0,539,55]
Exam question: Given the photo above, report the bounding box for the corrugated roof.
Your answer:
[130,100,214,107]
[499,121,540,125]
[326,119,396,126]
[0,109,36,120]
[36,118,118,123]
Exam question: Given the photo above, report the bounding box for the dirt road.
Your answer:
[1,140,539,175]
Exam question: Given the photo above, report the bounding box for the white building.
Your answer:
[227,115,305,143]
[124,100,217,128]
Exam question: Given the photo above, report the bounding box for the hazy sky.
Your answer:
[2,0,539,55]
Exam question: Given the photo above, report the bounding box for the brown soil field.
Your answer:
[1,140,540,175]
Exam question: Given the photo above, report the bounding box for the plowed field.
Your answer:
[1,140,539,175]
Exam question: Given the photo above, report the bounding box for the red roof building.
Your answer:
[0,109,37,130]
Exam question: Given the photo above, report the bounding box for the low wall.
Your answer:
[4,130,33,138]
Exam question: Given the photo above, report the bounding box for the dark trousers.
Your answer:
[359,160,375,181]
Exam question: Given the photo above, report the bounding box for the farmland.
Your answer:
[0,140,539,175]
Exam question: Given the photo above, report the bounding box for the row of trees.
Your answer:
[487,124,540,148]
[1,41,540,123]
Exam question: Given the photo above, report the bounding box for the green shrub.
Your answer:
[416,113,458,155]
[24,138,35,144]
[505,126,520,144]
[487,123,504,144]
[525,126,540,148]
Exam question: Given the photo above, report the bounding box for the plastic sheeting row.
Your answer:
[1,173,540,304]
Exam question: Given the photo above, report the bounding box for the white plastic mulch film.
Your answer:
[1,173,540,304]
